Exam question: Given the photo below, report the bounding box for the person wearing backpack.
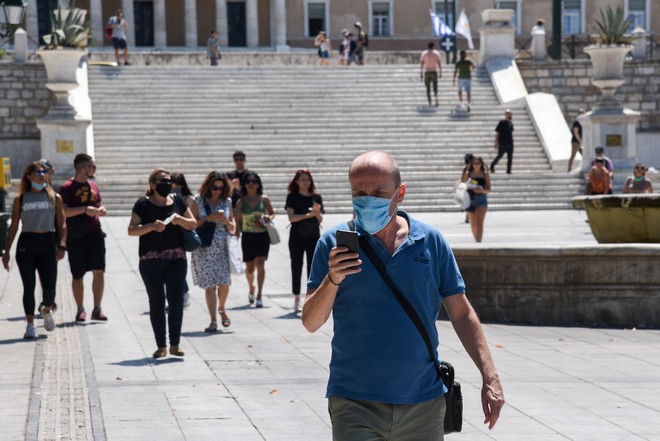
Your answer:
[353,21,368,65]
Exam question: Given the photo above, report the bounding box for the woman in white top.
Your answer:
[314,31,333,66]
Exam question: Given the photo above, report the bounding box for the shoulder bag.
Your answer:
[172,194,201,252]
[356,231,463,434]
[196,199,217,248]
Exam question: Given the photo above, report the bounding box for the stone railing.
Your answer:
[451,245,660,328]
[518,59,660,131]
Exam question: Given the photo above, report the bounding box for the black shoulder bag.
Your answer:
[357,233,463,434]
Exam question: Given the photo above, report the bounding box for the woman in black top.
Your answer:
[462,156,491,243]
[128,169,197,359]
[284,169,324,313]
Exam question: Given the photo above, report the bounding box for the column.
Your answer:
[122,0,136,48]
[273,0,288,51]
[153,0,167,48]
[246,0,258,48]
[215,0,228,48]
[89,0,103,48]
[25,0,38,47]
[185,0,198,47]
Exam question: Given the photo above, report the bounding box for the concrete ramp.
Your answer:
[485,57,528,104]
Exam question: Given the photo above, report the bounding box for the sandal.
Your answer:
[219,310,231,328]
[153,347,167,359]
[205,321,218,333]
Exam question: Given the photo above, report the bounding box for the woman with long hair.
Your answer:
[235,171,275,308]
[2,161,66,338]
[171,172,195,308]
[190,171,236,332]
[128,169,197,359]
[284,169,324,313]
[462,156,491,243]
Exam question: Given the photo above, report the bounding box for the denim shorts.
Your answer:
[457,78,472,92]
[467,193,488,212]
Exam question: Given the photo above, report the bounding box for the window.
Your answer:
[495,0,519,32]
[307,2,326,37]
[371,2,390,37]
[627,0,646,30]
[562,0,582,35]
[434,1,455,29]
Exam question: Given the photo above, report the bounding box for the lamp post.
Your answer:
[0,0,27,40]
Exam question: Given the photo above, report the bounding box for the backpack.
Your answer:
[362,32,369,47]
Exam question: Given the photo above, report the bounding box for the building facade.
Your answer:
[21,0,660,50]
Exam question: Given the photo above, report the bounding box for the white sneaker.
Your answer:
[24,323,37,339]
[293,297,301,313]
[183,292,191,308]
[44,311,56,332]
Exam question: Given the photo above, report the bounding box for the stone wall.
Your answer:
[518,59,660,132]
[0,62,50,140]
[452,246,660,328]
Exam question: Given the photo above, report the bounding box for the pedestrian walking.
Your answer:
[462,156,491,242]
[108,9,130,65]
[314,31,333,66]
[234,171,275,308]
[420,42,442,107]
[453,50,475,111]
[2,162,67,339]
[491,109,514,174]
[227,150,251,208]
[189,171,235,332]
[206,30,221,66]
[128,169,197,359]
[59,154,109,322]
[353,21,368,65]
[284,169,324,313]
[302,151,505,439]
[568,109,585,172]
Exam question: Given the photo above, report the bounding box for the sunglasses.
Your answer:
[156,179,172,185]
[234,158,246,162]
[246,179,259,184]
[211,185,224,191]
[33,170,47,176]
[635,167,645,170]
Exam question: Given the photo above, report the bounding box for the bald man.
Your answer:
[302,151,504,440]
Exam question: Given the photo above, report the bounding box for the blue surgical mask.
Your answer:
[352,187,399,235]
[31,181,47,191]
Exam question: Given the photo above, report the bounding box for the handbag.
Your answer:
[264,219,280,245]
[196,199,217,248]
[357,230,463,434]
[172,194,201,252]
[453,182,471,211]
[227,235,245,275]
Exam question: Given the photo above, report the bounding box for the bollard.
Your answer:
[14,27,28,63]
[631,27,647,60]
[531,31,546,61]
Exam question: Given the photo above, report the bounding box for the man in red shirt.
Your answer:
[59,154,109,322]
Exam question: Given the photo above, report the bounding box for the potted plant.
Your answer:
[583,5,635,106]
[37,0,90,117]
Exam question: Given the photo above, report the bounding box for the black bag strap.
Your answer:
[347,219,452,388]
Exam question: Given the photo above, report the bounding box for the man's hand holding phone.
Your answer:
[328,230,361,285]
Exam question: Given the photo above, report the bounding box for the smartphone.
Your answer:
[163,213,176,225]
[336,230,358,253]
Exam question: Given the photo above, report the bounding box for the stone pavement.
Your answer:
[1,210,659,441]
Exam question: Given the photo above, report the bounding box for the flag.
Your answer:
[455,9,474,49]
[430,10,454,37]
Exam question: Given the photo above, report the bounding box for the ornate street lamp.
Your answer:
[0,0,27,40]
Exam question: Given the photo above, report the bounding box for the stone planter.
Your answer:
[572,194,660,243]
[583,45,632,105]
[481,9,513,25]
[37,48,87,119]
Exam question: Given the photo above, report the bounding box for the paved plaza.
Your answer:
[1,210,659,441]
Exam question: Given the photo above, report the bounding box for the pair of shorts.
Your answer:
[320,50,330,59]
[457,78,472,92]
[241,231,270,262]
[467,193,488,212]
[67,231,106,279]
[112,37,127,50]
[328,395,445,441]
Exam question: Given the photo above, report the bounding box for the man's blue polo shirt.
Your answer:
[307,212,465,404]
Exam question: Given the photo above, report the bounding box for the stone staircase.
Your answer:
[87,64,583,216]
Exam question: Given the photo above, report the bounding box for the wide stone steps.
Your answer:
[87,64,582,215]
